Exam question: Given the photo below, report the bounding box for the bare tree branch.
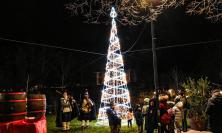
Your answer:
[186,0,222,22]
[65,0,222,25]
[65,0,184,25]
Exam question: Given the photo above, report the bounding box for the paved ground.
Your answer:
[184,130,212,133]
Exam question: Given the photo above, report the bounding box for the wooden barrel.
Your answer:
[27,94,46,120]
[0,92,27,122]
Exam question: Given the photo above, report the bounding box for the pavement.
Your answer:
[183,130,212,133]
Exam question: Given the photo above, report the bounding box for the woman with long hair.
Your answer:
[145,99,158,133]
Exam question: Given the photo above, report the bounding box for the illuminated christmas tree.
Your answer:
[97,7,131,125]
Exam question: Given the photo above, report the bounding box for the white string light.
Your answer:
[97,7,131,126]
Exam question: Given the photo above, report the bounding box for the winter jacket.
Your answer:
[134,110,143,126]
[61,98,72,113]
[173,106,182,125]
[145,106,158,130]
[159,102,171,125]
[206,95,222,132]
[78,98,96,121]
[106,108,121,126]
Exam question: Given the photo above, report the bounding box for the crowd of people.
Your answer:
[54,88,222,133]
[131,92,189,133]
[105,89,222,133]
[104,92,183,133]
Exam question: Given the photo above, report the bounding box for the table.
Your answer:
[0,116,47,133]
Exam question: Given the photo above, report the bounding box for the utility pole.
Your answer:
[26,74,30,93]
[151,17,159,100]
[150,7,160,132]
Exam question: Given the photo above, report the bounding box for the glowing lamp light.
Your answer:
[97,7,131,126]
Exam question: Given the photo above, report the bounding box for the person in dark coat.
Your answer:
[106,102,121,133]
[180,91,189,132]
[56,94,62,128]
[206,89,222,133]
[56,90,78,128]
[68,95,80,120]
[134,105,143,133]
[78,89,96,128]
[145,98,158,133]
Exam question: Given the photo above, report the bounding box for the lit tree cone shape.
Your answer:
[97,7,131,125]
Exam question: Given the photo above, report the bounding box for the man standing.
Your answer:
[106,102,121,133]
[206,89,222,133]
[78,89,96,128]
[56,91,63,128]
[134,105,144,133]
[180,91,189,132]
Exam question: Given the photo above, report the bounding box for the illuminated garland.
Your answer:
[97,7,131,125]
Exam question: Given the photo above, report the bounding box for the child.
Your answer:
[134,105,143,133]
[127,108,133,128]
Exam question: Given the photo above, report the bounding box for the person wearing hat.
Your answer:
[78,89,95,128]
[106,102,121,133]
[60,91,75,131]
[206,89,222,133]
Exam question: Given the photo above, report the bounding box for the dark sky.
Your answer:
[0,1,222,88]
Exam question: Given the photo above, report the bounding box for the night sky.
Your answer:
[0,0,222,88]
